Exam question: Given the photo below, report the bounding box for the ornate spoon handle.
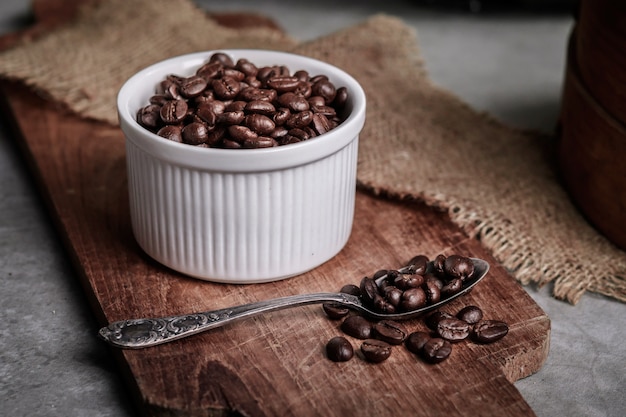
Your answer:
[98,292,361,349]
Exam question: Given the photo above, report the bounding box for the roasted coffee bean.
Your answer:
[406,255,429,275]
[457,305,483,324]
[444,254,475,280]
[405,331,431,354]
[220,68,245,81]
[272,107,291,125]
[341,315,372,339]
[242,136,277,148]
[394,273,424,290]
[209,52,234,67]
[226,100,247,112]
[399,287,427,311]
[286,110,313,129]
[373,294,396,314]
[179,75,208,98]
[228,125,257,143]
[221,138,241,149]
[359,276,379,306]
[424,273,444,290]
[437,318,471,342]
[182,122,208,145]
[312,79,336,103]
[361,339,392,363]
[423,279,441,304]
[196,106,217,126]
[160,99,188,124]
[157,125,182,143]
[244,100,275,115]
[422,338,452,363]
[372,320,407,345]
[217,110,245,125]
[277,92,310,112]
[149,94,169,106]
[244,114,275,135]
[196,61,222,80]
[425,311,454,331]
[326,336,354,362]
[433,254,446,276]
[311,113,331,135]
[441,278,463,297]
[137,104,162,129]
[270,126,289,139]
[211,76,241,100]
[308,96,326,107]
[340,284,361,297]
[266,75,300,92]
[383,286,403,308]
[333,86,348,110]
[236,58,258,77]
[294,69,309,81]
[472,320,509,343]
[288,128,310,141]
[323,303,350,320]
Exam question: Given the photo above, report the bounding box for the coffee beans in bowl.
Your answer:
[135,52,349,149]
[117,50,366,283]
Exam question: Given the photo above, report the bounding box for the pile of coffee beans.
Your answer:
[358,254,476,314]
[136,52,349,149]
[323,254,509,364]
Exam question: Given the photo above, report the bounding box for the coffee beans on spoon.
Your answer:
[323,254,509,364]
[136,52,349,149]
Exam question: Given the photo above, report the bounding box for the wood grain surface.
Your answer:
[0,2,550,416]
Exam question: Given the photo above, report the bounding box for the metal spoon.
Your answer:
[98,257,489,349]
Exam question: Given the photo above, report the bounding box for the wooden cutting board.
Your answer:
[0,2,550,416]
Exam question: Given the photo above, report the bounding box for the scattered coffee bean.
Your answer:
[472,320,509,344]
[372,320,407,345]
[361,339,392,363]
[457,305,483,324]
[436,318,471,342]
[422,338,452,363]
[326,336,354,362]
[341,315,372,339]
[137,52,349,149]
[405,331,431,354]
[425,311,454,331]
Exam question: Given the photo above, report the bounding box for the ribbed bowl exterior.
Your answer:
[118,49,365,283]
[126,136,358,283]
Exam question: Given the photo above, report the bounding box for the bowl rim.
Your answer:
[117,49,366,172]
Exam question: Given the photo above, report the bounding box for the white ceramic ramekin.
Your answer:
[117,49,366,283]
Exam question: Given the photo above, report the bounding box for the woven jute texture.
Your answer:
[1,0,624,304]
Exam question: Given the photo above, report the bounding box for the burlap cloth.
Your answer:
[1,0,624,305]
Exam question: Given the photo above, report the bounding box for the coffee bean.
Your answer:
[444,255,475,280]
[436,318,471,342]
[157,125,182,143]
[242,136,277,148]
[340,284,361,297]
[359,276,379,306]
[341,315,372,339]
[441,278,463,297]
[326,336,354,362]
[405,331,431,354]
[422,338,452,363]
[137,104,162,129]
[182,122,208,145]
[160,99,187,124]
[323,303,350,320]
[399,287,427,311]
[406,255,429,275]
[425,311,454,331]
[179,75,208,98]
[423,279,441,304]
[361,339,392,363]
[211,76,241,100]
[372,320,407,345]
[244,114,275,135]
[457,305,483,324]
[472,320,509,343]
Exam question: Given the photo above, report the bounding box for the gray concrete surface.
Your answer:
[1,1,624,416]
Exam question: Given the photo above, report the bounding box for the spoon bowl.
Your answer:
[99,258,489,349]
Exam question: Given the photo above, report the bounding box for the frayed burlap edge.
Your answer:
[0,0,624,304]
